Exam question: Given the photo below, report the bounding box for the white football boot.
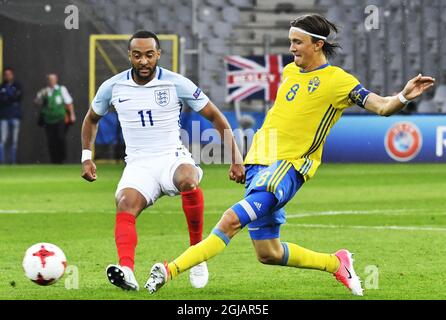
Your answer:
[106,264,139,291]
[189,261,209,288]
[145,262,169,294]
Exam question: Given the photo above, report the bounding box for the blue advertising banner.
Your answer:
[97,111,446,163]
[180,113,446,163]
[96,112,123,145]
[323,115,446,163]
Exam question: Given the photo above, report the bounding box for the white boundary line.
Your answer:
[285,223,446,232]
[2,208,445,233]
[2,209,445,231]
[286,209,446,232]
[0,209,110,214]
[1,208,444,217]
[287,208,432,219]
[0,209,219,215]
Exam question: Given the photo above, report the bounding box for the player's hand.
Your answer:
[401,74,435,100]
[81,160,97,182]
[229,164,245,184]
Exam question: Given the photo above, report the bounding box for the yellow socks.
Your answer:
[166,233,340,280]
[168,229,229,279]
[281,242,340,273]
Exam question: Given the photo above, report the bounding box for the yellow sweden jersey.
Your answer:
[244,63,360,181]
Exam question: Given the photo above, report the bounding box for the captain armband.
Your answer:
[348,84,371,109]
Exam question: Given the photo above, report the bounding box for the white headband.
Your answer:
[290,27,327,41]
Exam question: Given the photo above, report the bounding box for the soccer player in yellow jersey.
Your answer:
[145,14,435,296]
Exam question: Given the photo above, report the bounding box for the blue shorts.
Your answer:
[244,161,304,240]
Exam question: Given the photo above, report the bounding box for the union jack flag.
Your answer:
[224,55,294,103]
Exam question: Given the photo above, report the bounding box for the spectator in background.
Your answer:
[0,67,22,164]
[34,73,76,164]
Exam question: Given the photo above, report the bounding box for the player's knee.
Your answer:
[174,164,200,192]
[256,251,282,265]
[177,176,199,192]
[116,195,133,212]
[255,245,283,265]
[216,209,241,238]
[116,194,144,215]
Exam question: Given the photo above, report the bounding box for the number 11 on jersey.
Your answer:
[138,110,154,127]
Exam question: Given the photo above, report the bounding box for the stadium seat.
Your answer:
[326,7,345,22]
[205,0,226,8]
[175,5,192,24]
[156,6,171,24]
[417,99,436,114]
[215,70,226,86]
[221,6,241,24]
[205,38,227,55]
[407,39,421,54]
[274,20,291,29]
[86,0,444,114]
[256,0,315,10]
[197,6,219,23]
[228,0,253,8]
[340,0,357,6]
[316,0,338,7]
[212,20,232,38]
[344,7,363,23]
[274,3,295,13]
[341,56,354,71]
[433,85,446,113]
[388,0,403,9]
[118,18,135,34]
[195,21,212,37]
[205,57,224,73]
[425,21,438,34]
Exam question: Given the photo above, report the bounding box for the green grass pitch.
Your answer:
[0,163,445,300]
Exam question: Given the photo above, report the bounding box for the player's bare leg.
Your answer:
[106,188,147,291]
[251,238,363,296]
[173,163,208,288]
[251,239,285,265]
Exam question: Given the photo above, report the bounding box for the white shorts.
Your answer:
[115,146,203,207]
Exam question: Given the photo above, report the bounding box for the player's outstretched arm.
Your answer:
[199,101,246,184]
[81,107,102,182]
[365,74,435,116]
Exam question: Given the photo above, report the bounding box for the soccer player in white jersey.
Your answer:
[81,31,245,291]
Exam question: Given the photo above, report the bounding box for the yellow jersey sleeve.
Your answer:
[280,63,294,81]
[331,68,360,110]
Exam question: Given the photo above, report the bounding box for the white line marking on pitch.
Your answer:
[0,209,110,214]
[0,209,221,215]
[1,208,444,219]
[286,223,446,232]
[287,208,435,219]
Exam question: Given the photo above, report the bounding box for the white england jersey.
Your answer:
[92,67,209,160]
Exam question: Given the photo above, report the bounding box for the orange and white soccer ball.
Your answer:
[22,243,67,286]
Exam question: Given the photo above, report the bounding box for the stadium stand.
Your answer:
[86,0,443,113]
[433,85,446,113]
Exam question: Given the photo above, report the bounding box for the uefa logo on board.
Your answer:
[384,122,423,162]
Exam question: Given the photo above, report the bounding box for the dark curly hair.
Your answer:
[128,30,161,50]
